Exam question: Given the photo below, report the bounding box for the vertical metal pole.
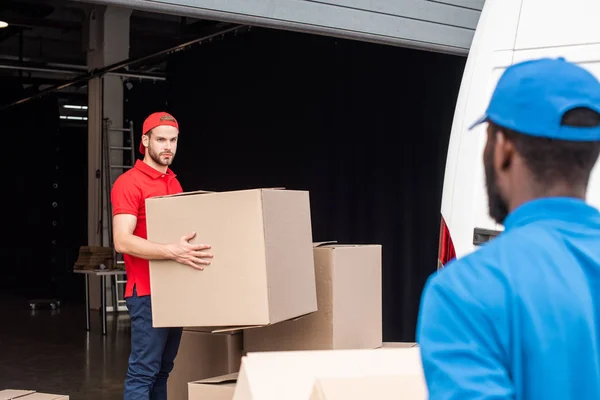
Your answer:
[101,275,107,335]
[85,274,91,331]
[102,118,112,249]
[88,76,103,247]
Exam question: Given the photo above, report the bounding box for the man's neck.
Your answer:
[143,156,168,174]
[509,181,587,213]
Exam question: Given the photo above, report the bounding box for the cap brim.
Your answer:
[468,114,488,130]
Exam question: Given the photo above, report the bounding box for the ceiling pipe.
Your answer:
[0,23,246,110]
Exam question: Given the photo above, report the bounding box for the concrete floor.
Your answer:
[0,293,131,400]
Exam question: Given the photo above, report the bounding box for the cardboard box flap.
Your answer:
[147,189,214,200]
[312,241,338,247]
[187,325,275,334]
[184,323,309,334]
[382,342,419,348]
[147,187,289,201]
[195,372,239,385]
[0,390,36,400]
[209,325,261,334]
[312,242,381,250]
[208,311,314,333]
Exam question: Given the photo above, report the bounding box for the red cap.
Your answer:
[140,112,179,154]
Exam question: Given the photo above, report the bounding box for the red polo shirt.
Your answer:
[111,160,183,298]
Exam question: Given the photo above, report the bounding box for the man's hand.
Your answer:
[168,232,213,270]
[113,215,213,269]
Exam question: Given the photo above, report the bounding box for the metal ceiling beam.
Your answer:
[2,16,81,31]
[0,23,246,110]
[0,59,166,80]
[0,76,67,85]
[0,61,79,75]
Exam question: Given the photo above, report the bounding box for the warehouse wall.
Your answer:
[124,28,466,341]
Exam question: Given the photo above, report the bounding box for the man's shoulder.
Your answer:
[428,228,538,294]
[171,174,182,185]
[111,169,143,194]
[453,224,548,264]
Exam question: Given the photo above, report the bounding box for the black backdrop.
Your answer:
[125,27,466,341]
[0,84,88,304]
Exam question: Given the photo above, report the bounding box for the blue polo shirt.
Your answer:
[417,197,600,399]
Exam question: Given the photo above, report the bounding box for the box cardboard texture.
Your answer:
[243,244,382,351]
[167,330,242,400]
[145,188,317,329]
[188,373,238,400]
[309,374,427,400]
[232,347,426,400]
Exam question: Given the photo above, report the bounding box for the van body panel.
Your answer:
[515,0,600,50]
[441,0,600,259]
[441,0,522,258]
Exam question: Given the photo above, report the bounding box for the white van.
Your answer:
[438,0,600,267]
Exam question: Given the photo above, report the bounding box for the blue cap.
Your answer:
[469,57,600,141]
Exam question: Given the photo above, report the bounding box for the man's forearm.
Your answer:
[114,233,174,261]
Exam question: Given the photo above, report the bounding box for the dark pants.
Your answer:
[124,287,183,400]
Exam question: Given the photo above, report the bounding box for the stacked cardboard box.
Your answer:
[73,246,114,270]
[242,242,383,352]
[145,188,424,400]
[167,330,243,400]
[188,373,237,400]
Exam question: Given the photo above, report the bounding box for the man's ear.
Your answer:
[494,130,515,172]
[142,134,149,148]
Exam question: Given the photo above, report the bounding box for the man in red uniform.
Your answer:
[111,112,213,400]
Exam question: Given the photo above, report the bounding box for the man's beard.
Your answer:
[148,145,174,166]
[484,146,509,225]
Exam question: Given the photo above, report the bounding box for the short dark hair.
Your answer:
[490,107,600,185]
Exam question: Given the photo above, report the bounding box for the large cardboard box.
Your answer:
[146,188,318,329]
[309,374,426,400]
[188,373,238,400]
[0,390,69,400]
[243,244,382,351]
[168,330,243,400]
[232,347,425,400]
